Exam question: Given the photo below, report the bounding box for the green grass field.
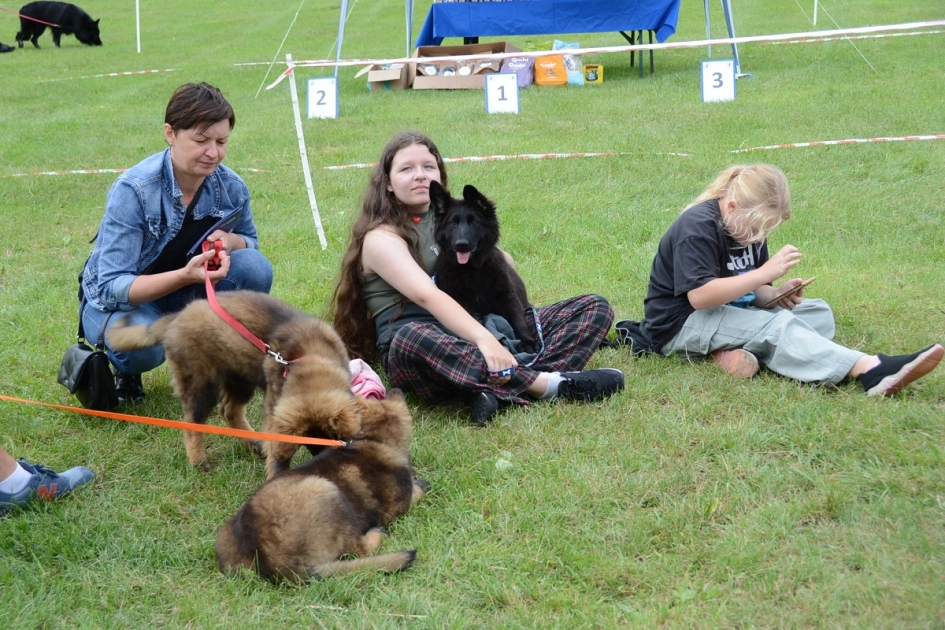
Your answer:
[2,0,944,627]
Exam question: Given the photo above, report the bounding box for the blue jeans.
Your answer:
[80,248,274,375]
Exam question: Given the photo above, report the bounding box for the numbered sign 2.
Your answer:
[307,77,338,119]
[701,59,736,103]
[485,73,520,114]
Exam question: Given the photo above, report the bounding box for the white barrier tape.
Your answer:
[39,68,177,83]
[6,168,128,177]
[4,167,266,178]
[323,151,631,171]
[765,29,944,46]
[323,151,693,171]
[731,134,945,154]
[265,19,945,90]
[10,134,944,177]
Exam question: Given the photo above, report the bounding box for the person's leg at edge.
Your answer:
[0,444,95,514]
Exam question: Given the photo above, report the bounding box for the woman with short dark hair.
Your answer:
[80,82,273,404]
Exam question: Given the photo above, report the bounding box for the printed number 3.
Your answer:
[712,72,723,88]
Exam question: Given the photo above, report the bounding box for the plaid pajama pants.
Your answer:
[383,294,614,405]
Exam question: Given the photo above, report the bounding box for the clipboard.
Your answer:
[762,277,816,309]
[185,207,243,258]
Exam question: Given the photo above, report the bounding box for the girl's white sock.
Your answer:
[539,372,565,400]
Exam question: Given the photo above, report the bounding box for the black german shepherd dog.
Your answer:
[429,180,539,353]
[16,1,101,48]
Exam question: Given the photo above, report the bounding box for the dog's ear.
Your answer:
[462,185,497,218]
[428,180,449,217]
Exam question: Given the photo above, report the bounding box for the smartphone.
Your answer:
[762,277,816,309]
[185,207,243,259]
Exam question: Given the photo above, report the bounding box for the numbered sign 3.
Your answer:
[701,59,736,103]
[307,77,339,119]
[485,73,520,114]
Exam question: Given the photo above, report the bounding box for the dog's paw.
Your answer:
[249,440,265,459]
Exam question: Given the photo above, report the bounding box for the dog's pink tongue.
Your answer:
[457,252,470,265]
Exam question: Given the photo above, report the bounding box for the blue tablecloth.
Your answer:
[415,0,680,47]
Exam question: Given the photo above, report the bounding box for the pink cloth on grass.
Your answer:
[349,358,387,400]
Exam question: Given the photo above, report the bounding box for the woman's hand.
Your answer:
[183,247,231,285]
[205,231,246,253]
[475,334,518,386]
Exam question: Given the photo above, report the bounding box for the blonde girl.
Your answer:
[638,164,942,396]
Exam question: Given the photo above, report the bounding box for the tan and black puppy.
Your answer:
[214,389,425,583]
[107,290,361,478]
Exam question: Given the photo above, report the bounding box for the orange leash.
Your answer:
[0,394,346,447]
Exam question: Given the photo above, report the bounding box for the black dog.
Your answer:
[429,180,539,353]
[16,1,101,48]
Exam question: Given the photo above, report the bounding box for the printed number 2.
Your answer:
[712,72,723,88]
[315,90,326,106]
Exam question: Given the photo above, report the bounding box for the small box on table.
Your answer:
[410,41,522,90]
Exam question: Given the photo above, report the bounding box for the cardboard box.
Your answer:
[410,42,521,90]
[356,63,409,91]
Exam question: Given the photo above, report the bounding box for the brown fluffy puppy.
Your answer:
[214,389,425,582]
[107,290,360,478]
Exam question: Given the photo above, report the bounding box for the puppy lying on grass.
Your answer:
[214,389,426,582]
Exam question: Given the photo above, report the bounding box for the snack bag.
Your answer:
[534,55,567,87]
[553,39,584,86]
[501,55,534,87]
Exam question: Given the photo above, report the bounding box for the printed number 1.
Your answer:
[497,86,507,101]
[712,72,723,88]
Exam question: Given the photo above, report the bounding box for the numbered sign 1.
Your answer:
[484,73,520,114]
[307,77,338,119]
[701,59,736,103]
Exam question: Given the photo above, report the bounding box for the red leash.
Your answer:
[0,5,60,27]
[201,240,299,375]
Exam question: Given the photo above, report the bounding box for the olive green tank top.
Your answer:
[362,211,439,320]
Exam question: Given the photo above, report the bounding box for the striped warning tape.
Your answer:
[731,134,945,154]
[4,167,266,178]
[322,151,648,171]
[7,136,943,177]
[765,29,944,46]
[265,19,945,89]
[324,151,692,171]
[39,68,177,83]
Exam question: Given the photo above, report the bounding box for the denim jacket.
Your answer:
[81,149,260,312]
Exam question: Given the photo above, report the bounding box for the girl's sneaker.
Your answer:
[858,344,944,397]
[558,369,625,401]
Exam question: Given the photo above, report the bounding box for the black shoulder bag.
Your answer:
[57,285,119,411]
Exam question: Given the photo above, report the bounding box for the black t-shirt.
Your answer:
[641,199,769,352]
